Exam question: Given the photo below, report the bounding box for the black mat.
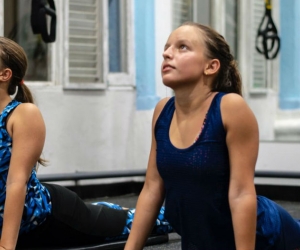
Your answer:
[20,234,169,250]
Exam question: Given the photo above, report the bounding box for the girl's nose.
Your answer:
[162,46,173,59]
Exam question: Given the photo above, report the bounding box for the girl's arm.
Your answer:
[221,94,258,250]
[0,103,46,250]
[125,98,169,250]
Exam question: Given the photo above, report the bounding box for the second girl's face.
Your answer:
[161,25,209,88]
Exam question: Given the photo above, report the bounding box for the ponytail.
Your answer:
[212,58,242,96]
[15,84,35,103]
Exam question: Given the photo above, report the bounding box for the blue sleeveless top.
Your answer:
[155,93,281,249]
[0,100,52,235]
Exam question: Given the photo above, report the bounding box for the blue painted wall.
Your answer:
[279,0,300,109]
[134,0,160,110]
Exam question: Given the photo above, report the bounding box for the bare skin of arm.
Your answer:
[0,103,46,250]
[124,98,169,250]
[221,94,258,250]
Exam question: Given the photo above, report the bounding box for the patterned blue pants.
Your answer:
[93,202,173,242]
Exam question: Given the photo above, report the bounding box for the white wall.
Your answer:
[257,141,300,172]
[155,0,173,99]
[255,141,300,186]
[32,86,153,177]
[246,90,278,141]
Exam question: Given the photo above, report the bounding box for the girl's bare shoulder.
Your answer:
[7,103,45,135]
[12,103,43,120]
[152,97,172,126]
[220,93,258,129]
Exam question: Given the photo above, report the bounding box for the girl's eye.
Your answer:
[180,45,187,50]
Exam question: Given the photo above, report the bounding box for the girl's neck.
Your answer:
[173,86,215,115]
[0,89,13,113]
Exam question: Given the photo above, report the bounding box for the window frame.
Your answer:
[0,0,58,87]
[63,0,135,90]
[107,0,135,89]
[0,0,135,90]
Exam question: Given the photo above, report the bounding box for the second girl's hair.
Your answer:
[181,22,242,96]
[0,36,46,166]
[0,37,34,103]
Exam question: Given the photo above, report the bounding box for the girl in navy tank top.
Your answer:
[125,22,300,250]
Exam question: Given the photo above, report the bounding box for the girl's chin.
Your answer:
[162,81,174,88]
[162,79,181,89]
[162,77,176,87]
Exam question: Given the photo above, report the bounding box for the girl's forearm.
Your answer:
[1,182,27,250]
[125,187,164,250]
[230,193,257,250]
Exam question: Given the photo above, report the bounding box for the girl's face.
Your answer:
[161,25,209,88]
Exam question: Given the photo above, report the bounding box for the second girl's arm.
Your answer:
[221,94,258,250]
[125,98,169,250]
[0,104,46,250]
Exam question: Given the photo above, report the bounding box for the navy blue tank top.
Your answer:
[155,93,281,249]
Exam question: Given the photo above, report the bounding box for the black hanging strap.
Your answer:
[255,0,280,60]
[31,0,56,43]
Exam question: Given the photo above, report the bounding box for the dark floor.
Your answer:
[88,193,300,250]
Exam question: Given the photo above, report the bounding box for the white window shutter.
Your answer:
[224,0,237,57]
[251,0,267,90]
[172,0,193,30]
[68,0,103,84]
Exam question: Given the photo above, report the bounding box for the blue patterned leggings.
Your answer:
[94,201,173,242]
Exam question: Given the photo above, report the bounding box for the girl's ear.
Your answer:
[0,68,12,82]
[204,59,220,76]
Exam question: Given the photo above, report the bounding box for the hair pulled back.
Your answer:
[0,37,34,103]
[181,22,242,96]
[0,37,46,166]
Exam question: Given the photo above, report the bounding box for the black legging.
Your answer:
[16,183,128,249]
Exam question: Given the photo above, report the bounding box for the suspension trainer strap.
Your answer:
[31,0,56,43]
[255,0,280,60]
